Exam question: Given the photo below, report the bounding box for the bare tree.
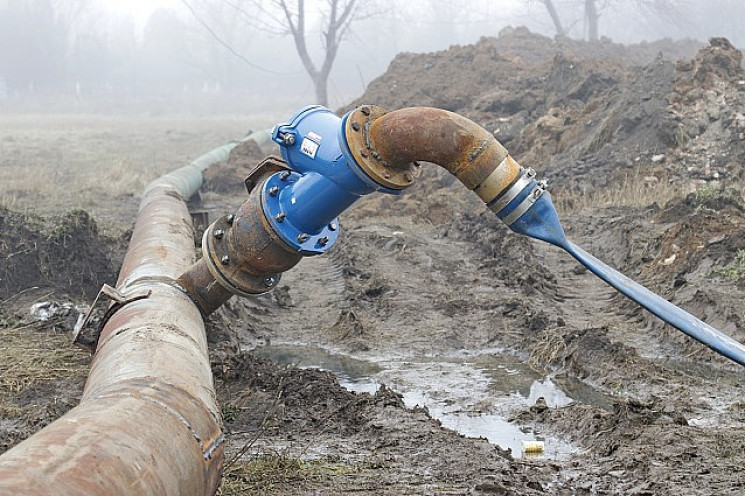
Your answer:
[185,0,365,106]
[584,0,598,41]
[277,0,357,106]
[537,0,686,41]
[542,0,566,37]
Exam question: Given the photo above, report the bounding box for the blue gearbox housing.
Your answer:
[268,105,400,255]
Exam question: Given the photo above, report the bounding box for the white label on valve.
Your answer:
[300,137,319,159]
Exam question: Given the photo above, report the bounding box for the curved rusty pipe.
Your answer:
[0,145,236,495]
[344,105,523,204]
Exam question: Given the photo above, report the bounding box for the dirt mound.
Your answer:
[514,394,744,494]
[203,139,265,193]
[0,208,121,301]
[347,30,745,196]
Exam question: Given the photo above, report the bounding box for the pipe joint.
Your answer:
[268,106,411,256]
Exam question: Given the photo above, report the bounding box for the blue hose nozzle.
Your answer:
[500,168,745,367]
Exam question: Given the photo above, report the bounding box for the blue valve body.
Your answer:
[269,106,397,255]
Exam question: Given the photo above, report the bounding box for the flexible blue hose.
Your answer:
[507,192,745,367]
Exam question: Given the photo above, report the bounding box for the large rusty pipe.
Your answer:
[0,145,236,495]
[345,106,523,202]
[177,157,304,316]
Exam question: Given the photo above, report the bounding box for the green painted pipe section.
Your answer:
[146,142,239,200]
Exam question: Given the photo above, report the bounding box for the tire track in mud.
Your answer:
[530,230,672,360]
[233,254,350,345]
[531,239,638,333]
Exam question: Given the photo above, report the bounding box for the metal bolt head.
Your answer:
[297,233,309,243]
[360,106,371,116]
[220,255,230,265]
[282,133,296,146]
[360,150,369,158]
[404,172,413,183]
[264,276,276,287]
[280,171,291,181]
[329,222,338,231]
[268,186,279,197]
[319,236,329,246]
[351,122,361,132]
[214,229,225,239]
[275,212,286,223]
[226,214,235,224]
[383,171,391,179]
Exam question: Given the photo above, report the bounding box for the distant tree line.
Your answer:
[1,0,743,109]
[0,0,243,101]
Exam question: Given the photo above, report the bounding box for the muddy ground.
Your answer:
[3,28,745,494]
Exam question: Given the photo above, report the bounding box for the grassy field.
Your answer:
[0,114,277,233]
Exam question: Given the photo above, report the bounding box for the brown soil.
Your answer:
[203,138,266,194]
[3,28,745,495]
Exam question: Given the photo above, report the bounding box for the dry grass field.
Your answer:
[0,114,276,233]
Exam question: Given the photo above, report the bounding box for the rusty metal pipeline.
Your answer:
[177,106,526,317]
[177,156,304,316]
[344,105,523,203]
[0,145,235,495]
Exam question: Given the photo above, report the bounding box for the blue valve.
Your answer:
[268,106,399,255]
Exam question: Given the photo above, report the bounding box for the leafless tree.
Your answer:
[277,0,357,106]
[537,0,687,41]
[185,0,365,106]
[542,0,566,37]
[585,0,599,40]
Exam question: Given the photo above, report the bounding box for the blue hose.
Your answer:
[506,187,745,367]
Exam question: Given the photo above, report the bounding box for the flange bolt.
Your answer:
[268,186,279,197]
[226,214,235,224]
[220,255,230,265]
[297,233,309,243]
[214,229,225,239]
[275,212,286,223]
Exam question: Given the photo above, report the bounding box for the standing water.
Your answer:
[253,343,610,458]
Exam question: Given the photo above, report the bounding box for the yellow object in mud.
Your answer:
[522,440,545,454]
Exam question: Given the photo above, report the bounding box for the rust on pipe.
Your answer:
[0,150,231,495]
[178,157,303,316]
[345,105,523,203]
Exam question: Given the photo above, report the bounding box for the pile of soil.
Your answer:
[346,28,745,194]
[0,208,122,455]
[202,139,265,194]
[0,208,121,301]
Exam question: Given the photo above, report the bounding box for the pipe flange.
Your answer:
[261,172,340,255]
[202,217,281,296]
[344,105,421,190]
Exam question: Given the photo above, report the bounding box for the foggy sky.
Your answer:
[1,0,743,115]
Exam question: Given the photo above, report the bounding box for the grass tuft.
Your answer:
[0,325,89,396]
[553,169,682,213]
[219,452,357,495]
[712,249,745,282]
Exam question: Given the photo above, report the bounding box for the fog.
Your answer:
[1,0,744,116]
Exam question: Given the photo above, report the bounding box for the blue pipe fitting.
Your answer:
[269,105,399,255]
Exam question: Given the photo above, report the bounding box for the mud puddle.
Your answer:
[252,343,612,458]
